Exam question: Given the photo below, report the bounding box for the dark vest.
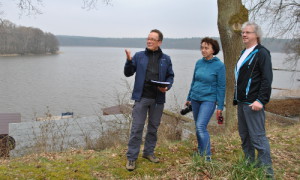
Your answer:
[142,48,162,99]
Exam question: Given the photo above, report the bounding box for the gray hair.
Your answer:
[241,21,263,43]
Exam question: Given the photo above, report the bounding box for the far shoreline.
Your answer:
[0,52,61,57]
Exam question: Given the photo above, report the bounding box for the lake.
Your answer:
[0,47,299,121]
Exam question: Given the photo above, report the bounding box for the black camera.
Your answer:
[233,99,238,105]
[180,104,192,115]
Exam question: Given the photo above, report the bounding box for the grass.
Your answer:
[0,117,299,179]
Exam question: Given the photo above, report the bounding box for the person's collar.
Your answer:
[146,47,162,53]
[246,43,258,50]
[203,56,218,62]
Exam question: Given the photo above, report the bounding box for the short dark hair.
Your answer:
[150,29,163,41]
[201,37,220,55]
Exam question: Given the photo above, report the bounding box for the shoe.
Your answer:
[266,174,274,180]
[142,154,159,163]
[126,160,136,171]
[205,156,212,162]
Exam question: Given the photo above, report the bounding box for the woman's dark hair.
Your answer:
[150,29,163,41]
[201,37,220,55]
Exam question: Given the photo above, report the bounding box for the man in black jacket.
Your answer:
[234,21,274,178]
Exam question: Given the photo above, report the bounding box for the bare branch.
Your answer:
[244,0,299,39]
[17,0,43,16]
[248,0,270,19]
[284,37,300,70]
[243,0,299,70]
[0,2,3,14]
[82,0,112,10]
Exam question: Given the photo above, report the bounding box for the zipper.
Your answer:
[156,52,160,102]
[235,49,259,102]
[235,80,238,102]
[150,51,155,75]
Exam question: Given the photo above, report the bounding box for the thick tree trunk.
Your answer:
[217,0,248,132]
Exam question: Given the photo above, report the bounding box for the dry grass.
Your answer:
[0,113,299,179]
[0,92,299,179]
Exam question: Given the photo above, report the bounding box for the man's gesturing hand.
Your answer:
[125,49,132,60]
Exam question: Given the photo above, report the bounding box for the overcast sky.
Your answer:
[2,0,219,38]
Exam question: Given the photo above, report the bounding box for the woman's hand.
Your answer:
[185,101,191,106]
[216,110,222,120]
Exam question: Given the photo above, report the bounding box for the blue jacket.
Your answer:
[187,57,226,110]
[124,49,174,104]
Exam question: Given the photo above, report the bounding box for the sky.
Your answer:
[2,0,219,38]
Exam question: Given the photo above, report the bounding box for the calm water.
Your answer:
[0,47,299,121]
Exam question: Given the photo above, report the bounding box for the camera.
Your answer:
[233,99,238,105]
[180,104,192,115]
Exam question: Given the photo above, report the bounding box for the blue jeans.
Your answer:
[191,100,216,157]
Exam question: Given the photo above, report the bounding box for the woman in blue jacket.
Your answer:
[185,37,226,160]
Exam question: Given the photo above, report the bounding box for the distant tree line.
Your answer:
[0,20,59,55]
[56,35,290,53]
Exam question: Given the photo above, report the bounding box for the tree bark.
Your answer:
[217,0,248,132]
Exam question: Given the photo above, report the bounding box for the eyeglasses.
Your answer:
[241,31,255,35]
[146,38,160,42]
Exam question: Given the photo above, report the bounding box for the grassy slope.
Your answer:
[0,120,299,179]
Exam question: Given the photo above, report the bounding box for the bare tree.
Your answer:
[0,0,113,18]
[82,0,112,10]
[0,20,59,55]
[16,0,43,16]
[245,0,299,38]
[217,0,248,131]
[245,0,300,70]
[45,32,59,53]
[284,38,300,70]
[0,20,16,54]
[0,2,3,17]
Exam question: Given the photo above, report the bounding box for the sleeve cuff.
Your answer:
[256,99,263,105]
[217,106,224,111]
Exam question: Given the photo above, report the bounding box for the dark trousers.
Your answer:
[238,103,274,175]
[126,98,164,161]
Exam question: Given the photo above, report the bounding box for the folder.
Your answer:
[150,80,171,88]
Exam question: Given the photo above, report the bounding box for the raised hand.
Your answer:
[125,49,132,60]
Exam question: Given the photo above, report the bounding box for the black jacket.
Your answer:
[234,44,273,105]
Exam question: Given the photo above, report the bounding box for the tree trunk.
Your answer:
[217,0,248,132]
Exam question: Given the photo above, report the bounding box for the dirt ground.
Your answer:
[265,98,300,117]
[266,89,300,118]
